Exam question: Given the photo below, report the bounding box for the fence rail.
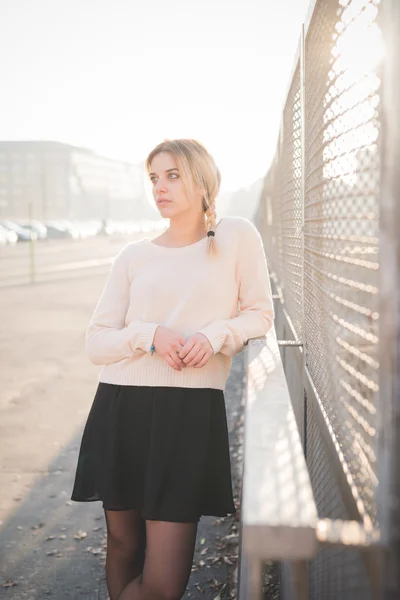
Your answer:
[246,0,400,597]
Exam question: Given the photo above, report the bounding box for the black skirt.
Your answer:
[71,383,236,523]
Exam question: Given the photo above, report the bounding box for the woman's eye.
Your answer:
[149,173,178,184]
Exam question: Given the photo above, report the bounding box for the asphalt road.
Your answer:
[0,266,243,599]
[0,234,150,287]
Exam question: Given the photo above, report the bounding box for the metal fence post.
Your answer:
[28,200,36,284]
[299,22,307,464]
[377,0,400,597]
[290,561,309,600]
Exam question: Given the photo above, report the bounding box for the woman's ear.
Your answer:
[194,183,208,209]
[194,182,207,198]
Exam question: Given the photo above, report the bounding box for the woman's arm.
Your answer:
[198,221,274,357]
[85,245,159,366]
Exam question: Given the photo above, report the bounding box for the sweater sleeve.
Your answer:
[198,220,274,357]
[86,245,159,366]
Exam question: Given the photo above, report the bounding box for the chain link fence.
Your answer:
[254,0,392,597]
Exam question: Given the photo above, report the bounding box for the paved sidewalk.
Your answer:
[0,274,243,599]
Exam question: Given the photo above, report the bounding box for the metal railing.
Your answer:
[242,0,400,597]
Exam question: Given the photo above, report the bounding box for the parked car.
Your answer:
[44,221,80,240]
[0,226,7,245]
[0,223,18,244]
[0,220,36,241]
[18,220,47,240]
[72,220,103,238]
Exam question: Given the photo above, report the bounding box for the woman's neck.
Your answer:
[166,215,207,245]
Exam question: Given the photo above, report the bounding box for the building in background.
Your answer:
[0,141,158,221]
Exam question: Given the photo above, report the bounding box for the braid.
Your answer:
[204,195,218,255]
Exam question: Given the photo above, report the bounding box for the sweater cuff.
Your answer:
[198,321,227,354]
[127,322,159,354]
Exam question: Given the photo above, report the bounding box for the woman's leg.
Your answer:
[117,519,198,600]
[104,509,146,600]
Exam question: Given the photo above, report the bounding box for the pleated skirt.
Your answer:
[71,383,236,523]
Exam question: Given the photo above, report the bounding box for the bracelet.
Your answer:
[150,344,155,356]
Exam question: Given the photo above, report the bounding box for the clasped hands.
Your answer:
[152,325,214,371]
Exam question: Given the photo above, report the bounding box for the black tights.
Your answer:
[104,509,198,600]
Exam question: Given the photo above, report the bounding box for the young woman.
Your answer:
[71,139,274,600]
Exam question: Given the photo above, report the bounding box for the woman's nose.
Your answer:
[155,178,167,193]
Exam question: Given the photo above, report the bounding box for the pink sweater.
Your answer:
[86,216,274,390]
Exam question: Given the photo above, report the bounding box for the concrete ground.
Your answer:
[0,244,244,599]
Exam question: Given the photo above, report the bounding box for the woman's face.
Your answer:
[149,152,202,218]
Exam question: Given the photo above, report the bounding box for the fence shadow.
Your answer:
[0,429,109,599]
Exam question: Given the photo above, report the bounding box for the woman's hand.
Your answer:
[178,333,214,368]
[152,326,187,371]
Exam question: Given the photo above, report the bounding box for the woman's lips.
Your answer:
[157,199,172,205]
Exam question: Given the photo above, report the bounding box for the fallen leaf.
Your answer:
[45,536,55,542]
[200,547,208,555]
[73,530,88,540]
[58,534,67,540]
[222,533,238,543]
[213,583,227,600]
[3,580,17,588]
[195,583,204,594]
[200,538,206,545]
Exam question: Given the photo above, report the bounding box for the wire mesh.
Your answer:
[303,0,381,527]
[281,63,303,342]
[307,394,372,600]
[259,152,284,283]
[254,0,384,597]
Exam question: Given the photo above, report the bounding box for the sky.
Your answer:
[0,0,311,192]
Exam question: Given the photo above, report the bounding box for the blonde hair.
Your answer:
[145,139,221,255]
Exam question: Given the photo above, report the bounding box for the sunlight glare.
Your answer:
[323,0,382,187]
